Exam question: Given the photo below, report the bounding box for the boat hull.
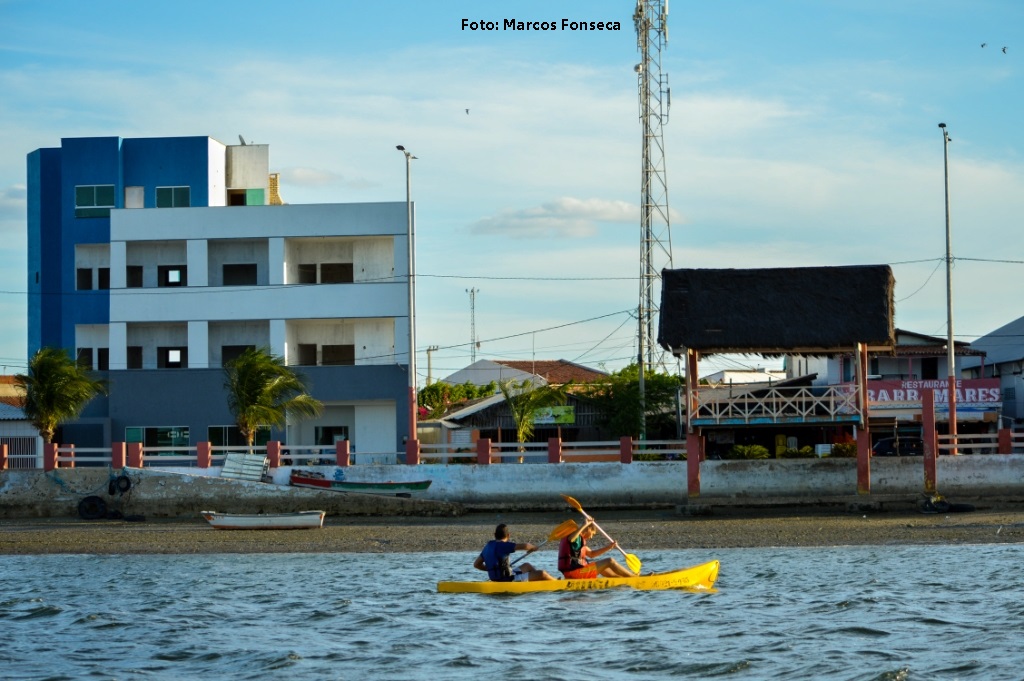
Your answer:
[200,510,326,530]
[289,472,431,496]
[437,560,720,594]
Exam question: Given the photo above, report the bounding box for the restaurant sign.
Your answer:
[863,378,1001,413]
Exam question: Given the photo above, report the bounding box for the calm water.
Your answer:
[2,544,1022,680]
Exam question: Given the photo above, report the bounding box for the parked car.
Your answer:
[872,437,924,457]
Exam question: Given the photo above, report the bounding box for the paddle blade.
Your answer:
[548,518,578,541]
[625,553,643,575]
[561,494,585,513]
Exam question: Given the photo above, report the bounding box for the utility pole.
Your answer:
[466,287,479,363]
[635,0,674,438]
[426,345,439,385]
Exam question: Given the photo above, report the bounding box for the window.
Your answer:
[297,264,317,284]
[98,268,110,290]
[158,265,187,287]
[209,425,270,447]
[75,185,115,218]
[321,263,354,284]
[125,186,144,209]
[127,346,143,369]
[314,426,349,446]
[322,344,355,366]
[921,357,938,380]
[221,345,254,366]
[76,348,93,369]
[77,268,93,291]
[223,264,257,286]
[156,186,190,208]
[158,347,187,369]
[126,266,143,288]
[97,348,109,371]
[126,426,190,456]
[297,344,317,366]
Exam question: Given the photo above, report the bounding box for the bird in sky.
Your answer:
[465,109,470,115]
[982,42,987,47]
[1002,46,1008,53]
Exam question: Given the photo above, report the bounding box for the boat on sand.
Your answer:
[437,560,720,594]
[200,510,326,530]
[289,470,431,497]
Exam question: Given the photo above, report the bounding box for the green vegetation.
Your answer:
[16,347,107,444]
[497,378,569,444]
[582,363,683,439]
[223,348,323,447]
[417,380,497,419]
[726,444,771,460]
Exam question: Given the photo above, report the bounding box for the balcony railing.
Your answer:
[693,386,861,425]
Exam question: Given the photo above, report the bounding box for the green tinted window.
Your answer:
[75,184,115,218]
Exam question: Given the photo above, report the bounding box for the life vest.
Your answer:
[482,540,515,581]
[558,535,587,573]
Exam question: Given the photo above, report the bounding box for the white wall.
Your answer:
[354,402,397,453]
[207,138,226,207]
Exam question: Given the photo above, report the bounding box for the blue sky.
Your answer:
[1,0,1021,382]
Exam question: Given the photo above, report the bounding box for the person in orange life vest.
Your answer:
[558,518,634,579]
[474,523,555,582]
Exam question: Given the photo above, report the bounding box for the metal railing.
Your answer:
[694,386,859,424]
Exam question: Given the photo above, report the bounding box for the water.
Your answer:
[2,544,1022,680]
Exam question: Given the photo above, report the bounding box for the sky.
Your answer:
[1,0,1022,384]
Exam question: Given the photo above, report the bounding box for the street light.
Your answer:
[397,145,418,443]
[939,123,958,454]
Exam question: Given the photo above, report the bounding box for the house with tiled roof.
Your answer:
[440,359,607,388]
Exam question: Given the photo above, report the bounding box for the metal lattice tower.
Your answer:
[634,0,673,373]
[466,287,479,363]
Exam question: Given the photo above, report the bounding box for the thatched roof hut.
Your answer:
[657,265,895,355]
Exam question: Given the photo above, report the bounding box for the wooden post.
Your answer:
[111,442,126,469]
[547,437,561,464]
[335,439,351,467]
[196,441,212,468]
[43,443,57,471]
[405,438,420,465]
[998,428,1012,455]
[476,437,491,465]
[922,389,937,493]
[619,436,632,464]
[127,442,144,468]
[265,441,281,468]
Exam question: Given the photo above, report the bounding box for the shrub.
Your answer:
[727,444,771,460]
[830,442,857,458]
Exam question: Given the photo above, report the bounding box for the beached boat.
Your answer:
[437,560,720,594]
[200,510,326,530]
[289,470,432,497]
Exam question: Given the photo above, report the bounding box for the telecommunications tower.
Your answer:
[634,0,673,374]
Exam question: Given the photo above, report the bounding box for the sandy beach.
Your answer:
[2,504,1023,555]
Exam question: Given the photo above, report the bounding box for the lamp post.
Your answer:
[397,145,418,443]
[939,123,958,454]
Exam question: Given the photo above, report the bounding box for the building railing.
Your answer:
[938,431,1024,455]
[693,386,860,425]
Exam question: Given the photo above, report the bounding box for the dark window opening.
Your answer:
[157,346,188,369]
[228,190,247,206]
[320,263,354,284]
[127,346,143,369]
[77,268,93,291]
[158,265,187,287]
[223,263,257,286]
[222,345,255,366]
[97,268,110,290]
[322,344,356,366]
[921,357,939,380]
[76,348,93,370]
[314,426,349,446]
[297,264,317,284]
[126,266,144,288]
[297,344,317,366]
[97,348,109,371]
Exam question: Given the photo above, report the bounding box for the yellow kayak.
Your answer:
[437,560,719,594]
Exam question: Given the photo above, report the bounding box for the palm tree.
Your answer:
[223,348,323,447]
[497,378,569,445]
[15,347,108,444]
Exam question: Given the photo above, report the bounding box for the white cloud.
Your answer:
[470,197,636,238]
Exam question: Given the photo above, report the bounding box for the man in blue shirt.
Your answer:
[474,523,555,582]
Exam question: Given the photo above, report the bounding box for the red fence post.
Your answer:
[43,443,57,471]
[63,444,75,469]
[686,432,701,496]
[922,389,938,493]
[111,442,126,469]
[548,437,561,464]
[477,438,492,465]
[619,436,633,464]
[0,443,7,470]
[998,428,1012,455]
[336,439,350,467]
[265,441,281,468]
[406,438,420,465]
[196,441,212,468]
[127,442,144,468]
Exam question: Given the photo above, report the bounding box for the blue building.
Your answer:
[27,136,414,454]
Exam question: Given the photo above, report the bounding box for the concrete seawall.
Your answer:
[4,455,1024,519]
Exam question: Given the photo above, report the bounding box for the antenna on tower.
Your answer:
[635,0,674,437]
[466,287,479,363]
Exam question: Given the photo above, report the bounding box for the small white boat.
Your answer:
[200,510,326,530]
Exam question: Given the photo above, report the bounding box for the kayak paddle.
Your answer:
[510,518,578,566]
[561,494,642,574]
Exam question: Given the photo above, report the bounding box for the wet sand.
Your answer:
[2,505,1024,555]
